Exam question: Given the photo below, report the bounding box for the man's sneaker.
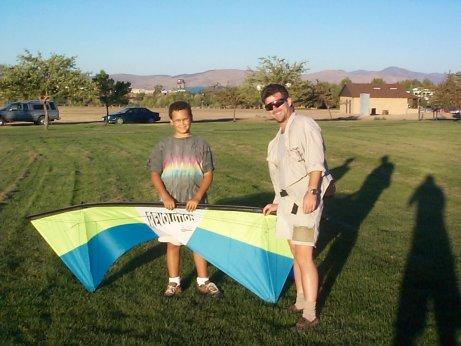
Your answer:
[164,282,181,297]
[196,280,221,297]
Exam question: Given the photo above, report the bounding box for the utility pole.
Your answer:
[417,97,422,121]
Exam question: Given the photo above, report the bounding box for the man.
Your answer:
[261,84,333,331]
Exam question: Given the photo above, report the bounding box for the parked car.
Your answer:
[0,100,60,126]
[450,109,460,119]
[102,107,161,124]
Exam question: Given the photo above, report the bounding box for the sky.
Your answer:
[0,0,460,76]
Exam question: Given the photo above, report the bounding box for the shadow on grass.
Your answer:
[393,175,460,345]
[100,241,165,288]
[317,116,359,121]
[179,262,229,296]
[2,118,241,127]
[329,157,355,182]
[317,156,394,313]
[214,192,274,207]
[193,118,242,123]
[0,201,7,214]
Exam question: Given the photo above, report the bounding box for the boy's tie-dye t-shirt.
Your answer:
[148,135,214,203]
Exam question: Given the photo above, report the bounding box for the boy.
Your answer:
[148,101,220,297]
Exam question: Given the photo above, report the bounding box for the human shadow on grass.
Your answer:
[329,157,355,182]
[100,241,165,288]
[393,175,460,345]
[316,156,394,313]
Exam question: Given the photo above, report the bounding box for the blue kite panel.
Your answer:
[61,223,157,291]
[187,227,293,303]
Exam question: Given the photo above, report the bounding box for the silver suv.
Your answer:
[0,100,60,126]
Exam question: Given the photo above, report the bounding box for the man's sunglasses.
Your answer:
[264,98,286,111]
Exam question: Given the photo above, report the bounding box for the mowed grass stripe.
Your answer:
[0,151,39,203]
[0,155,69,345]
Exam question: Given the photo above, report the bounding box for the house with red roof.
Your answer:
[339,83,418,116]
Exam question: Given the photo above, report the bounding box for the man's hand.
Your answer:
[303,192,319,214]
[186,197,200,212]
[263,203,278,215]
[162,193,176,210]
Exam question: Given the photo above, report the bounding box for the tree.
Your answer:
[398,79,422,91]
[244,56,308,107]
[214,86,245,121]
[246,56,307,86]
[340,77,352,86]
[300,81,339,118]
[432,72,461,113]
[93,70,131,118]
[371,78,386,85]
[288,80,313,108]
[195,87,222,108]
[422,78,435,88]
[0,51,94,129]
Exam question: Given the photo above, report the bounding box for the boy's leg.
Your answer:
[164,243,182,297]
[192,251,208,278]
[166,243,181,277]
[192,252,220,297]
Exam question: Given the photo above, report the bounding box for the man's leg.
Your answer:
[289,242,305,311]
[293,244,318,322]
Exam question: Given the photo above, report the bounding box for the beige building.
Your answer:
[339,83,417,116]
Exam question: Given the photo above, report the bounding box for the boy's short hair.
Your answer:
[260,84,289,103]
[168,101,193,120]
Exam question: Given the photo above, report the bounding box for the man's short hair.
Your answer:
[260,84,289,103]
[168,101,193,120]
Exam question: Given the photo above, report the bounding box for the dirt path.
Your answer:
[58,106,434,123]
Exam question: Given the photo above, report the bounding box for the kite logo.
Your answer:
[144,211,195,231]
[137,207,203,244]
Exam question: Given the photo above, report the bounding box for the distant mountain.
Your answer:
[305,66,446,84]
[112,67,446,89]
[112,69,247,89]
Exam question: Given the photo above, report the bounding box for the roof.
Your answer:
[339,83,411,98]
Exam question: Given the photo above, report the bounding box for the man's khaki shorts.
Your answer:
[275,195,323,247]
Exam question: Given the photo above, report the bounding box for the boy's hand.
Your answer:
[162,194,176,210]
[263,203,278,215]
[186,198,200,212]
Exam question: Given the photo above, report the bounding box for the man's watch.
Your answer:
[308,188,319,195]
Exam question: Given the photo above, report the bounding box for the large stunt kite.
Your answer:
[28,203,294,303]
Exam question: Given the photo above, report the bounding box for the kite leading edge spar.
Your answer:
[29,203,294,303]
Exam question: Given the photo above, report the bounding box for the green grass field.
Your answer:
[1,119,460,344]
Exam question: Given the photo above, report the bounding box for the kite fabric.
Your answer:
[29,203,294,303]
